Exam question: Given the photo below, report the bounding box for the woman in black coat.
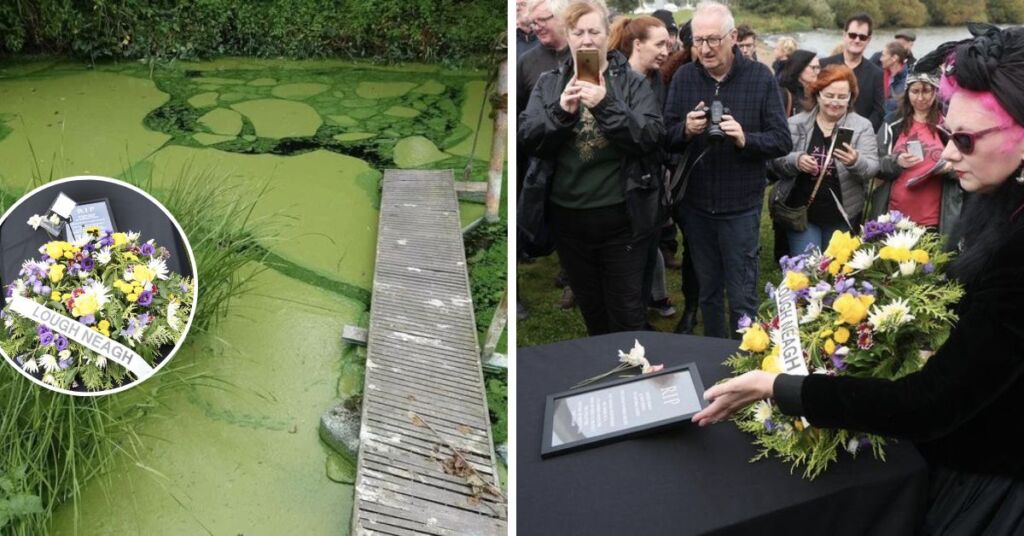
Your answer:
[518,0,665,335]
[694,24,1024,534]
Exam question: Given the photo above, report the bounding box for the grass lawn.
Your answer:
[517,194,784,348]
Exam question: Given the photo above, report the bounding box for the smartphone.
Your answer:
[576,49,600,84]
[833,127,854,154]
[907,140,924,159]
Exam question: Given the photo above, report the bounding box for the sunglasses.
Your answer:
[846,32,870,42]
[937,124,1004,155]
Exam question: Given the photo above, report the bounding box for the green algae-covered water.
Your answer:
[0,57,496,534]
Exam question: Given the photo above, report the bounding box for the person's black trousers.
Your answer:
[549,203,655,335]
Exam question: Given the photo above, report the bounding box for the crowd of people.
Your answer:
[517,3,1024,530]
[516,0,968,342]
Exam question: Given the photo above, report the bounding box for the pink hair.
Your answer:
[940,64,1024,150]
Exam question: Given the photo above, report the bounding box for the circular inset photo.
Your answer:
[0,176,198,396]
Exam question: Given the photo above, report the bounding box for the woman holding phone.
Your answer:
[870,71,963,235]
[518,0,665,335]
[768,64,879,255]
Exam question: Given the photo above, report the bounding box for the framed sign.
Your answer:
[64,199,117,242]
[541,363,707,457]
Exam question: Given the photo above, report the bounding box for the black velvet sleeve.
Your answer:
[793,232,1024,441]
[773,374,806,415]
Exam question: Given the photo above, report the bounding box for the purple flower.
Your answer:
[80,257,94,272]
[834,277,857,295]
[923,262,935,274]
[863,220,896,241]
[32,282,43,294]
[138,313,151,325]
[40,331,54,346]
[79,315,96,326]
[55,335,68,351]
[137,291,153,307]
[764,419,775,432]
[83,243,95,252]
[888,210,905,222]
[779,254,808,274]
[765,282,777,301]
[737,314,752,330]
[830,354,847,370]
[59,357,71,370]
[860,281,875,296]
[37,325,50,337]
[859,436,873,449]
[140,243,156,256]
[99,236,114,247]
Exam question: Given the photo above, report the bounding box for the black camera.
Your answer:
[699,99,731,143]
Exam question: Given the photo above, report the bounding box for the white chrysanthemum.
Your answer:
[123,268,133,282]
[167,301,181,331]
[898,260,917,276]
[23,358,39,373]
[83,281,111,309]
[148,257,169,280]
[753,400,773,423]
[13,280,27,297]
[39,354,59,373]
[95,248,112,265]
[770,328,783,348]
[27,214,44,229]
[801,299,823,323]
[847,247,879,271]
[42,373,57,386]
[895,218,918,231]
[883,228,925,250]
[618,339,648,368]
[846,438,861,454]
[94,354,107,369]
[868,298,915,333]
[813,367,829,375]
[72,235,90,248]
[59,349,71,360]
[128,231,141,242]
[876,213,892,224]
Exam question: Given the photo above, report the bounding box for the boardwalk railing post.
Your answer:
[481,289,508,362]
[485,57,507,223]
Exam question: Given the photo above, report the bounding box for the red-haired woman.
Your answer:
[769,64,879,255]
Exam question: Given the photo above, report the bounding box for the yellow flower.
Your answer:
[824,231,861,265]
[63,250,75,259]
[50,291,61,301]
[96,320,111,337]
[761,353,783,373]
[61,293,71,301]
[824,338,836,355]
[834,327,851,344]
[112,233,128,248]
[44,241,67,259]
[833,292,869,325]
[132,264,155,284]
[859,294,875,308]
[113,280,131,293]
[48,264,65,283]
[85,226,101,236]
[794,419,806,432]
[819,329,833,339]
[911,249,929,264]
[740,324,770,353]
[879,246,912,262]
[124,252,138,262]
[127,293,139,303]
[72,294,99,317]
[784,271,809,291]
[828,260,842,276]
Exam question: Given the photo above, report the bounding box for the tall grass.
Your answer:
[0,161,273,534]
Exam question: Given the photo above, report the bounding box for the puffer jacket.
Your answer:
[518,50,666,241]
[868,117,963,236]
[768,108,880,220]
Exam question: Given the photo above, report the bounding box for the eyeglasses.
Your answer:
[846,32,870,42]
[937,124,1005,155]
[530,14,554,28]
[693,35,725,48]
[819,94,850,103]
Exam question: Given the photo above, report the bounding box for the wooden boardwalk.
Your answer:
[353,169,506,535]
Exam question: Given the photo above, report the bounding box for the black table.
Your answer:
[518,332,928,535]
[1,178,193,305]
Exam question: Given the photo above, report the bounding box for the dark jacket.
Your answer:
[868,117,964,236]
[775,221,1024,478]
[518,50,666,241]
[820,54,886,130]
[664,46,792,213]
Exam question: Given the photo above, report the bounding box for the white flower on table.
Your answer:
[95,248,112,265]
[39,354,59,373]
[23,358,39,373]
[847,247,878,271]
[753,400,773,424]
[801,299,823,323]
[27,214,44,230]
[148,257,169,280]
[617,339,663,374]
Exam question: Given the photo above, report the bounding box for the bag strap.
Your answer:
[805,118,844,206]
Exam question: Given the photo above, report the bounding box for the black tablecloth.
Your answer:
[1,179,192,305]
[518,332,928,535]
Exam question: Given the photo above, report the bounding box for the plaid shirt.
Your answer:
[665,48,791,213]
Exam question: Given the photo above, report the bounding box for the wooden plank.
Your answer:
[355,169,503,535]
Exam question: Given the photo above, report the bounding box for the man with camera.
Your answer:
[664,1,791,339]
